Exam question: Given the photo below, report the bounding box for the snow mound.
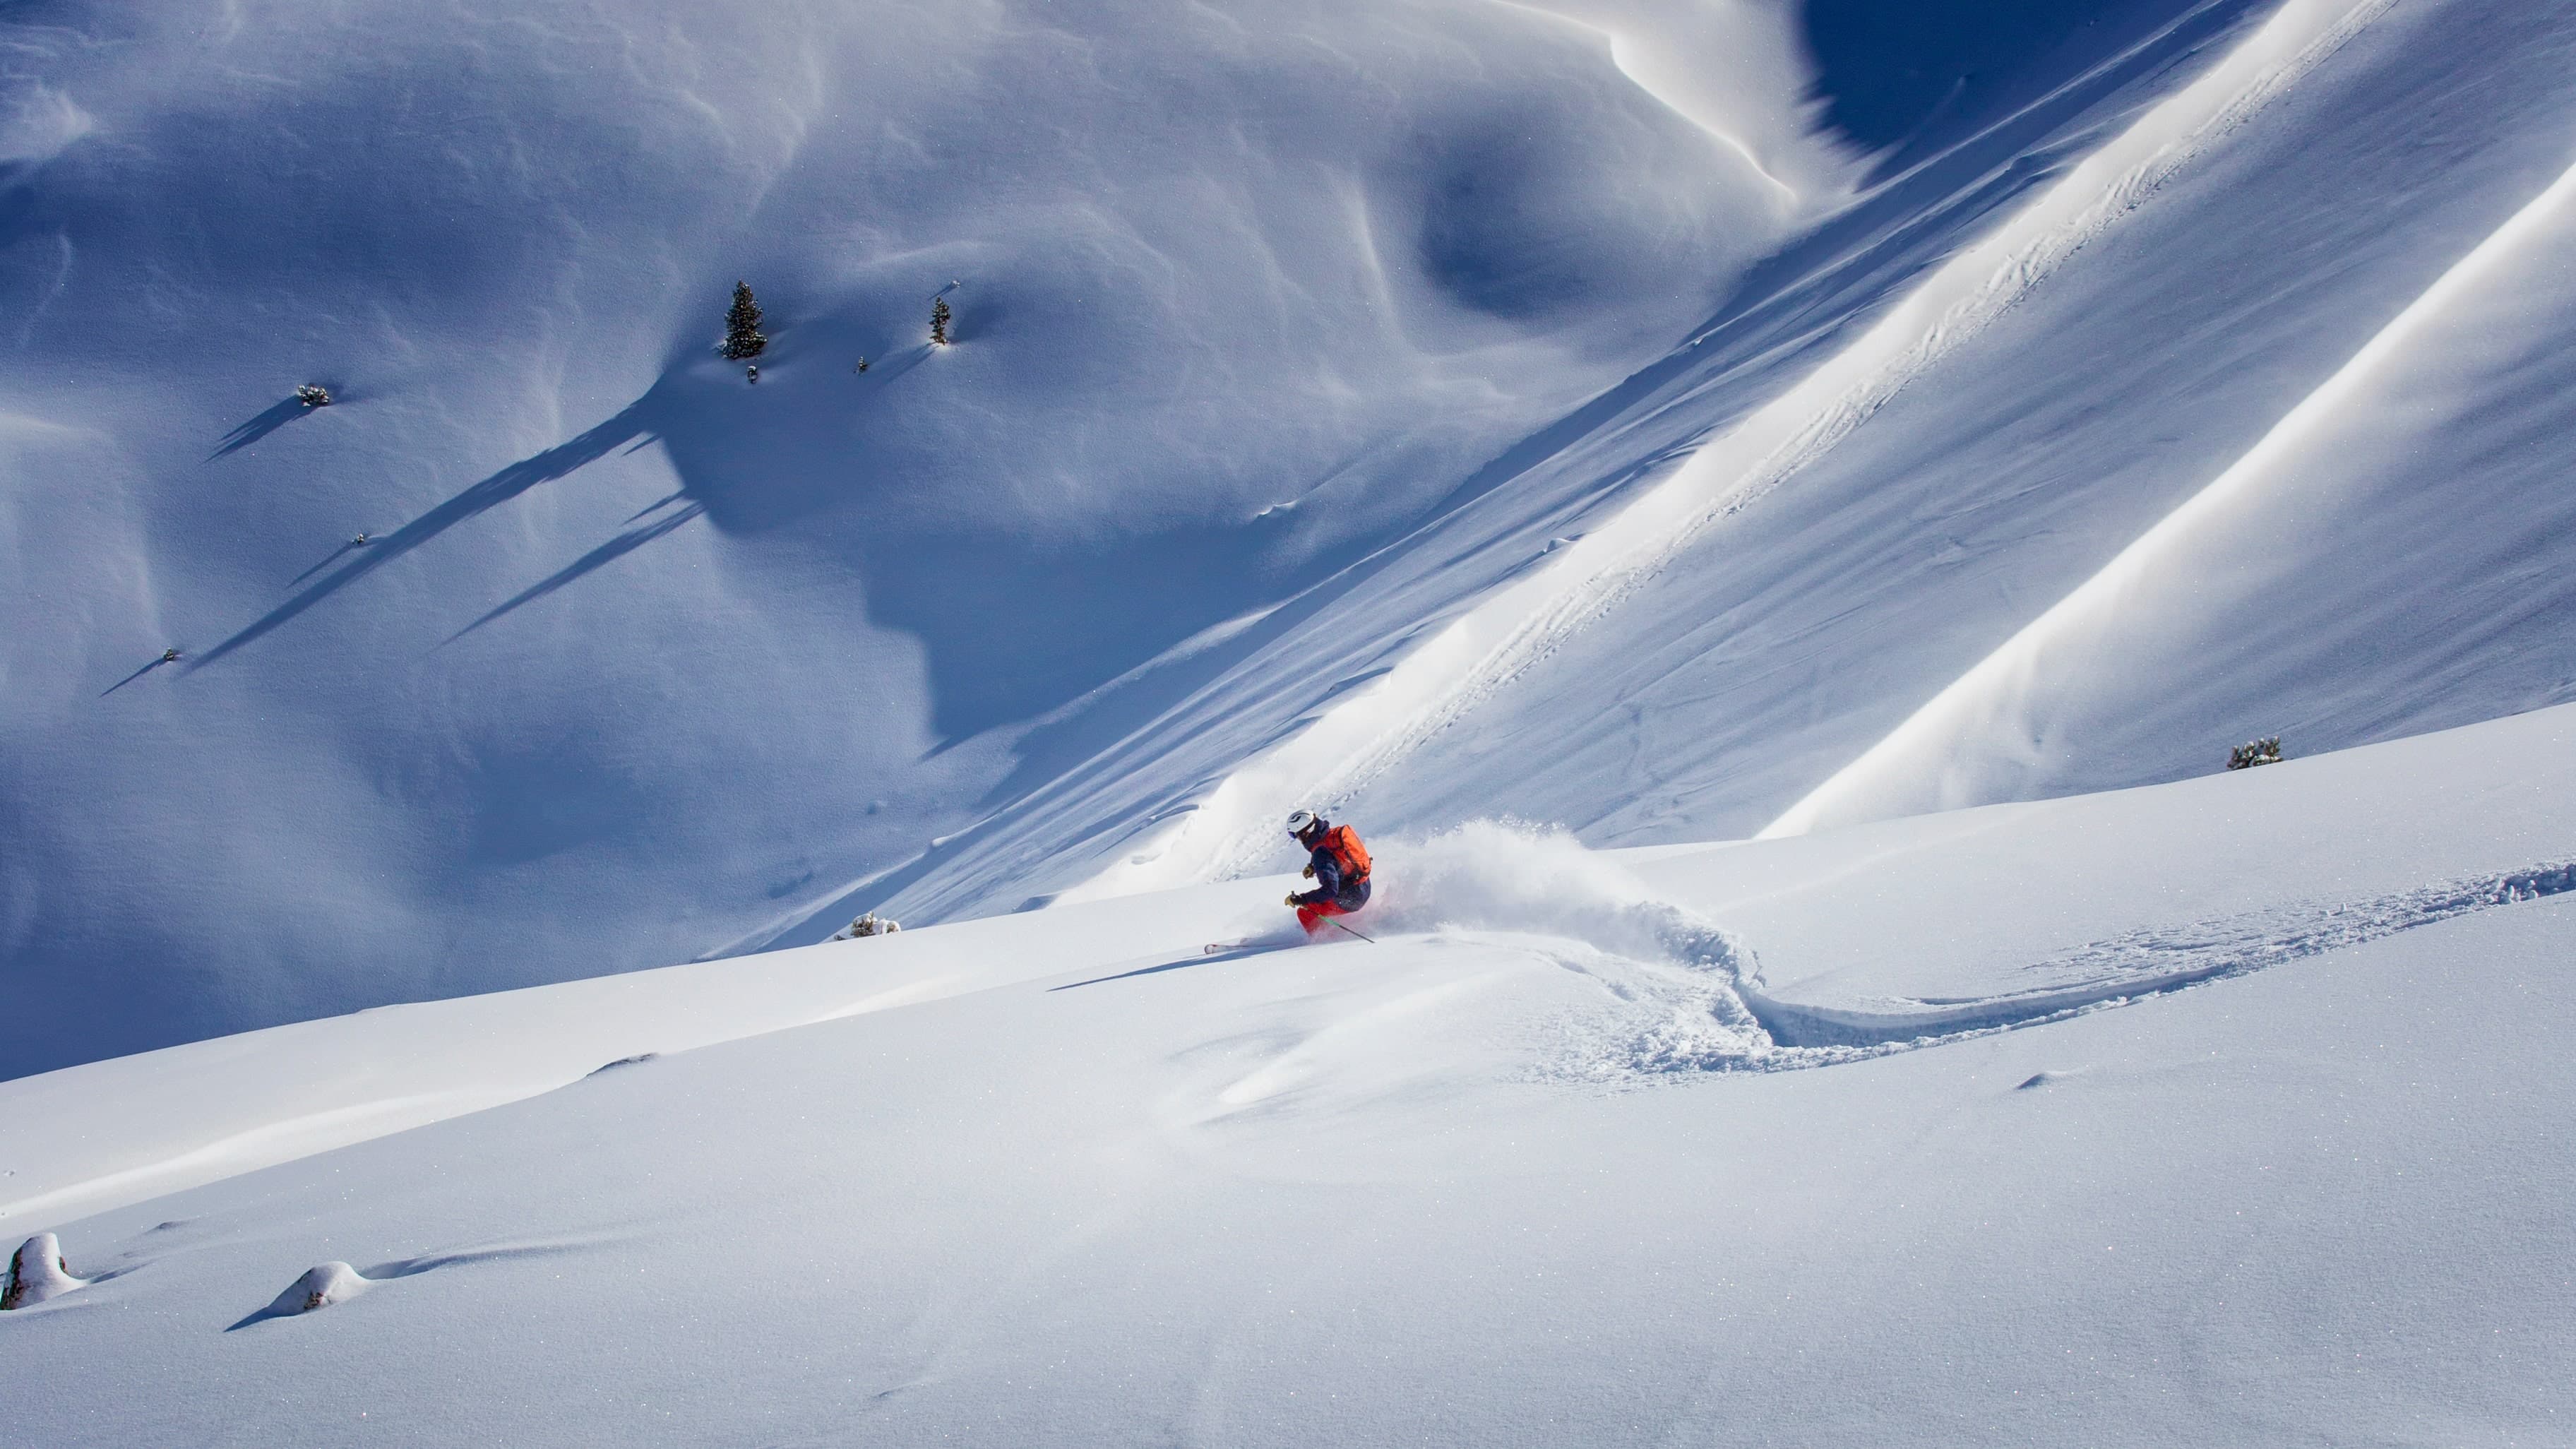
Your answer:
[240,1262,367,1325]
[1,1232,83,1309]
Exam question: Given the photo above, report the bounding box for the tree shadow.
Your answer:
[97,655,171,697]
[621,489,687,523]
[446,500,707,642]
[863,344,933,386]
[207,398,314,461]
[188,395,664,667]
[285,536,369,589]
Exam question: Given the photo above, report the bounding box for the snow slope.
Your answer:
[7,0,2572,1119]
[10,0,2440,1074]
[13,0,2576,1436]
[0,0,1842,1073]
[5,704,2571,1444]
[839,0,2576,931]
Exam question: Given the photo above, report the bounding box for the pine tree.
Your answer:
[930,296,953,346]
[722,281,768,360]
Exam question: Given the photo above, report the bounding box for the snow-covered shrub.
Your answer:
[720,281,767,360]
[831,911,901,940]
[929,296,952,346]
[294,383,330,406]
[2228,737,2284,770]
[2,1233,83,1309]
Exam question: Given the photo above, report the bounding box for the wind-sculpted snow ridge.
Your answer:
[1763,145,2576,837]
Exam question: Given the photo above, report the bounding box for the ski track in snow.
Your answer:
[1558,857,2576,1077]
[1058,0,2399,906]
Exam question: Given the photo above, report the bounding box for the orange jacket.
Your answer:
[1320,824,1369,883]
[1296,823,1371,907]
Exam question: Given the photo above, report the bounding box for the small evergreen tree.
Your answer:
[930,296,953,346]
[721,281,768,360]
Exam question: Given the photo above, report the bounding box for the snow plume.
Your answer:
[1366,821,1724,962]
[1361,822,1791,1074]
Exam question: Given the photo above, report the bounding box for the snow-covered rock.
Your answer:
[828,912,901,941]
[257,1262,366,1320]
[1,1232,83,1309]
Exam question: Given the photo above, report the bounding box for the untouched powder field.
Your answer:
[3,705,2571,1443]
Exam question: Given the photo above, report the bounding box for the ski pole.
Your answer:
[1328,917,1375,945]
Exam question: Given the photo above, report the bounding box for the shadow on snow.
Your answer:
[206,397,316,461]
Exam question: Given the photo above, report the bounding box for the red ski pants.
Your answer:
[1296,899,1355,935]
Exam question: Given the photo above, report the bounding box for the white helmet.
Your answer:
[1284,809,1318,837]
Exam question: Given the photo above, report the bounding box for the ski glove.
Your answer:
[1284,893,1301,908]
[1302,865,1315,878]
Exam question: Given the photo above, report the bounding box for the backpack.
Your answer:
[1322,824,1370,883]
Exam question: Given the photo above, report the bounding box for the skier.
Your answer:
[1283,809,1371,936]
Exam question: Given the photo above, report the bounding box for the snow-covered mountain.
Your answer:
[9,0,2576,1435]
[1,0,1810,1071]
[15,0,2575,1084]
